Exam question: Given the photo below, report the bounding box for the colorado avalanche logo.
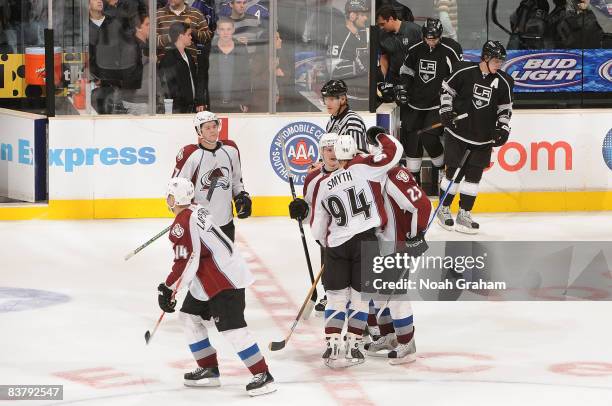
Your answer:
[396,169,411,183]
[176,148,184,162]
[269,121,324,185]
[171,223,184,238]
[200,167,231,193]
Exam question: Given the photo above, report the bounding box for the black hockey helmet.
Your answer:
[481,40,507,61]
[422,18,443,39]
[345,0,369,15]
[321,80,348,98]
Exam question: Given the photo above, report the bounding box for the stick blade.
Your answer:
[268,340,286,352]
[144,330,152,345]
[124,252,135,261]
[302,299,316,320]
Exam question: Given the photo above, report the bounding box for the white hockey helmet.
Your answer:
[334,135,358,160]
[167,177,194,207]
[193,111,221,136]
[319,132,339,151]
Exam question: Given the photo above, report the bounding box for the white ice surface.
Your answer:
[1,212,612,405]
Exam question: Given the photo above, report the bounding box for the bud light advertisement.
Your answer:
[463,49,612,93]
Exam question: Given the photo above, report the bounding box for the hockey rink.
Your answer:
[1,213,612,405]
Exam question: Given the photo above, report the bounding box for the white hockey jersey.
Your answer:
[166,204,254,301]
[310,133,403,248]
[172,140,245,227]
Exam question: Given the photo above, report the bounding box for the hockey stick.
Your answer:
[414,112,468,136]
[125,226,171,261]
[375,149,472,318]
[280,138,318,317]
[145,253,196,345]
[269,265,324,351]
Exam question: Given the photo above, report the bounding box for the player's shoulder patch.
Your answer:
[390,166,411,183]
[304,167,323,184]
[177,144,199,163]
[171,223,185,239]
[221,139,240,157]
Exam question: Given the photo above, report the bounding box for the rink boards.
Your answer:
[1,109,611,219]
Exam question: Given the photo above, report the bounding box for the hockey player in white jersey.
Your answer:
[157,178,275,396]
[172,111,251,243]
[309,131,403,368]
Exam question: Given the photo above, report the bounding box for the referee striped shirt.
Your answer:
[326,108,367,152]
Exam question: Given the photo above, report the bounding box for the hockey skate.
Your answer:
[246,371,276,396]
[455,209,479,234]
[388,338,417,365]
[322,334,342,368]
[364,333,398,357]
[436,205,454,231]
[314,295,327,317]
[344,333,366,367]
[184,366,221,387]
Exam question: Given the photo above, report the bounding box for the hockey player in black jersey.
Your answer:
[328,0,370,111]
[437,40,514,234]
[397,18,463,186]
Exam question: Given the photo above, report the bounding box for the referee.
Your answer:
[321,79,367,152]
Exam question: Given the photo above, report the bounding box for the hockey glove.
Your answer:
[492,128,509,147]
[394,84,409,105]
[234,191,252,219]
[366,125,387,146]
[439,109,455,130]
[157,283,176,313]
[404,232,429,257]
[288,198,309,221]
[377,82,395,103]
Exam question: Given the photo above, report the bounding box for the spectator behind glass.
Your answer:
[434,0,458,41]
[227,0,266,47]
[545,0,568,48]
[558,0,604,49]
[227,0,268,112]
[156,0,212,109]
[121,13,151,114]
[190,0,218,111]
[89,0,112,113]
[91,0,143,114]
[208,18,252,113]
[508,0,550,50]
[219,0,269,21]
[158,22,203,113]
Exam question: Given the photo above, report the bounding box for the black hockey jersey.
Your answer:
[440,62,514,145]
[399,37,463,110]
[328,26,369,108]
[379,21,422,84]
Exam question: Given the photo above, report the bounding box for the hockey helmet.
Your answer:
[319,132,339,151]
[345,0,369,15]
[321,80,348,98]
[481,40,507,61]
[167,177,194,207]
[334,135,358,160]
[193,111,221,136]
[422,18,443,39]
